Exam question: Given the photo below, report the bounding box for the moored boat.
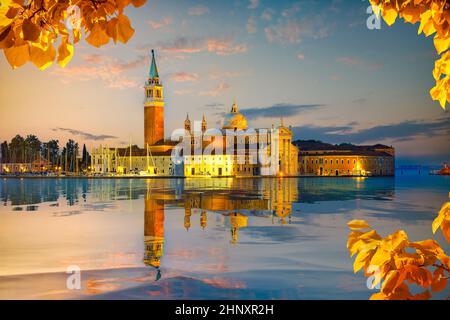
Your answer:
[431,163,450,175]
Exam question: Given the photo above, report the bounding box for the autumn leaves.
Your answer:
[0,0,145,70]
[369,0,450,109]
[347,200,450,300]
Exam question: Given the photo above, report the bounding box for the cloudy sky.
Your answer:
[0,0,449,164]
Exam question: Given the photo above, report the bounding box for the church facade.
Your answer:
[91,50,299,177]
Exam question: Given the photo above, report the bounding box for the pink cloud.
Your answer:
[337,56,362,66]
[168,72,199,82]
[199,83,231,97]
[337,56,384,70]
[174,89,193,96]
[248,0,259,10]
[206,38,248,56]
[151,37,247,56]
[330,74,342,81]
[147,16,173,30]
[247,16,257,34]
[208,70,243,80]
[264,16,333,45]
[174,82,231,97]
[297,52,305,60]
[188,6,209,16]
[51,54,146,89]
[261,8,274,21]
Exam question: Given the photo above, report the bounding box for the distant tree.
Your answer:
[61,147,67,172]
[64,139,78,172]
[41,139,59,165]
[81,144,90,170]
[0,0,147,70]
[24,134,41,162]
[0,141,9,163]
[9,134,25,163]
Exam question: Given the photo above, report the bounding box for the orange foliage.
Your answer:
[0,0,146,70]
[369,0,450,110]
[347,201,450,300]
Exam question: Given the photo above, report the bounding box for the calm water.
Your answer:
[0,174,449,299]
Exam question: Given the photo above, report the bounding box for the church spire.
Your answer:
[201,114,207,133]
[184,113,191,133]
[231,101,238,113]
[149,49,159,79]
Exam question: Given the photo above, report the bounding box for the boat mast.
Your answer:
[129,136,132,174]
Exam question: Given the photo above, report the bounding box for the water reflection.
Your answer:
[5,176,448,299]
[0,177,395,208]
[142,179,299,276]
[138,177,395,278]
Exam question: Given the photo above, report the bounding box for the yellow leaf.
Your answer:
[369,292,386,300]
[22,19,41,42]
[5,7,20,19]
[434,36,450,55]
[380,230,408,252]
[441,220,450,244]
[348,219,371,230]
[57,37,73,67]
[347,231,363,250]
[106,18,118,43]
[116,14,135,44]
[382,270,402,294]
[432,212,445,233]
[30,43,56,70]
[400,4,422,24]
[409,268,433,288]
[410,239,443,256]
[431,268,447,292]
[85,23,110,48]
[430,78,448,109]
[370,247,392,269]
[382,6,398,26]
[418,10,436,37]
[73,29,81,44]
[372,4,381,18]
[131,0,146,7]
[353,249,375,273]
[116,0,130,13]
[410,290,431,300]
[438,254,450,269]
[4,43,30,68]
[433,202,450,233]
[0,24,14,49]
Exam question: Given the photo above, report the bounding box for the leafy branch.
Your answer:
[347,200,450,300]
[0,0,147,70]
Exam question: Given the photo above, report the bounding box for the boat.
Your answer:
[430,163,450,175]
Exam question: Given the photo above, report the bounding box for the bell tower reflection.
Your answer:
[184,204,191,231]
[143,193,165,278]
[225,212,248,244]
[200,210,207,230]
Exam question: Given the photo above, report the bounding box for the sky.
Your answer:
[0,0,449,164]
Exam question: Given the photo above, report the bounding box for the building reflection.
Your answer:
[143,196,164,270]
[142,178,302,275]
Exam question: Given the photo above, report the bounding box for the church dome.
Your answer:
[222,102,248,130]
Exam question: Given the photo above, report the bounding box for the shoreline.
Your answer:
[0,174,396,179]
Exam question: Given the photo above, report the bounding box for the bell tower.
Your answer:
[144,50,164,147]
[184,113,191,133]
